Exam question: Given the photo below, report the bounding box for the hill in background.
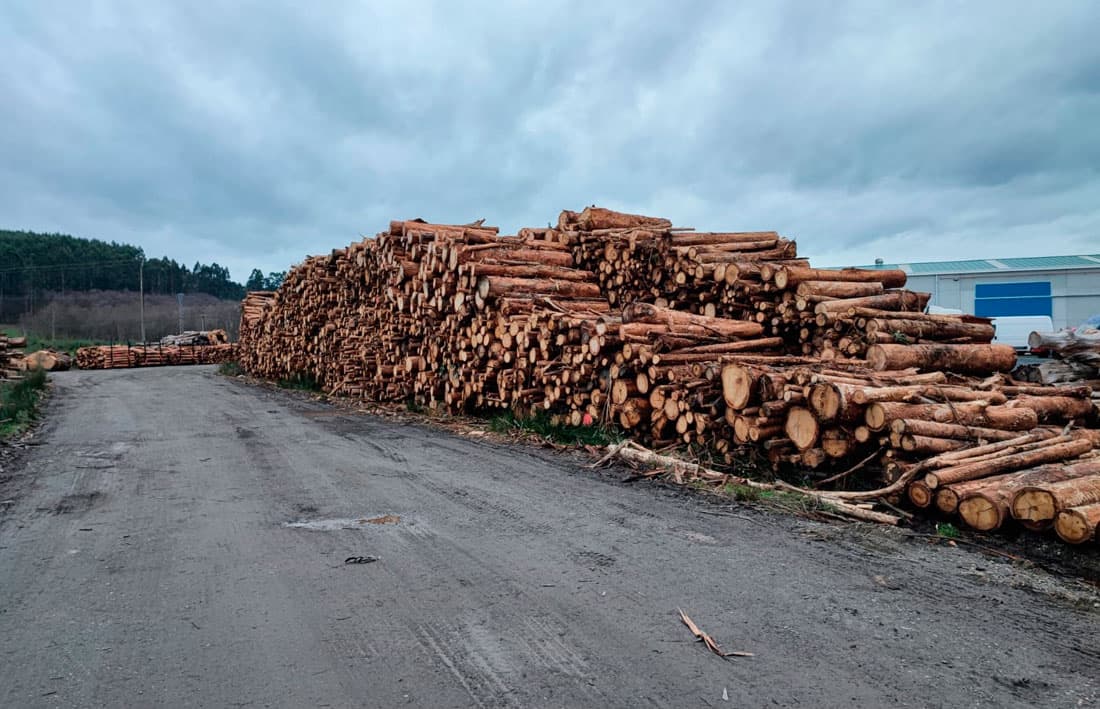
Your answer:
[1,229,284,342]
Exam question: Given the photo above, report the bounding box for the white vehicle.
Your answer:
[991,315,1055,351]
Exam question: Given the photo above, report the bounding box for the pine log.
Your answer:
[670,231,779,247]
[1003,395,1095,422]
[924,437,1095,489]
[774,266,907,290]
[784,407,819,450]
[621,303,765,338]
[953,464,1092,530]
[795,281,884,299]
[901,435,966,455]
[1010,465,1100,529]
[864,317,995,341]
[573,207,672,231]
[813,291,930,315]
[468,263,593,281]
[476,277,601,301]
[867,343,1017,374]
[1054,503,1100,544]
[864,401,1037,432]
[851,385,1006,406]
[888,418,1022,442]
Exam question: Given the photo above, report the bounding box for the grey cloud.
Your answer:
[1,0,1098,283]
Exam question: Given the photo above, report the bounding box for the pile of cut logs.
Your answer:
[237,206,1100,543]
[1016,328,1100,387]
[1,334,26,380]
[19,350,72,372]
[75,343,237,369]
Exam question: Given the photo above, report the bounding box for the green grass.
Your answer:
[2,328,108,356]
[488,410,622,446]
[0,367,48,438]
[277,372,322,391]
[936,522,961,539]
[217,360,243,376]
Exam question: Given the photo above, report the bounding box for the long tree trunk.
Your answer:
[866,343,1017,374]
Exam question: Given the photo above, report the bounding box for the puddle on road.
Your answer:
[284,514,401,531]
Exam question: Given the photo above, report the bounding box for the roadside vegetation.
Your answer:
[277,372,322,392]
[0,367,48,438]
[488,410,622,446]
[217,361,243,376]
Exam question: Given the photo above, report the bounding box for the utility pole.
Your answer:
[177,293,184,335]
[139,257,146,343]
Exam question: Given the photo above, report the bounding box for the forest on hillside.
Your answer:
[0,229,284,328]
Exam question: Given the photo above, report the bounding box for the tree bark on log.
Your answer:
[889,418,1022,442]
[866,343,1017,374]
[774,266,907,290]
[951,465,1091,530]
[924,438,1095,490]
[864,401,1038,432]
[1010,465,1100,529]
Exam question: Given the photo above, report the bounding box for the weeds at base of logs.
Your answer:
[487,410,623,447]
[935,522,961,539]
[217,360,243,377]
[276,372,322,392]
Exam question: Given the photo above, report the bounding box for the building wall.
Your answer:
[913,269,1100,330]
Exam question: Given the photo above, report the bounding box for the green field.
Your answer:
[2,326,107,356]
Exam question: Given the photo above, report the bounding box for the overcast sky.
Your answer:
[2,1,1098,281]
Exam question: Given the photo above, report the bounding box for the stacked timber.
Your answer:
[236,206,1100,544]
[562,209,995,360]
[1016,327,1100,388]
[1,334,26,380]
[160,329,230,346]
[19,350,72,371]
[75,343,237,369]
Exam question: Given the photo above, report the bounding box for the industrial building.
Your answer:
[853,254,1100,331]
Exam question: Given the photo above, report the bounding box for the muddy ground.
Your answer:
[1,366,1098,708]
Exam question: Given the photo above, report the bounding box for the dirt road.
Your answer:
[1,367,1098,708]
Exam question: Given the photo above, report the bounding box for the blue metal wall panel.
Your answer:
[974,281,1051,298]
[974,297,1052,317]
[974,281,1052,317]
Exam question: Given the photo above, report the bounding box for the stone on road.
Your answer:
[0,366,1097,708]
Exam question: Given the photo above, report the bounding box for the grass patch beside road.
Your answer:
[277,372,322,392]
[0,368,48,438]
[217,361,243,376]
[488,410,622,447]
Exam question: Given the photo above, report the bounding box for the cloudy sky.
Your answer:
[2,1,1098,281]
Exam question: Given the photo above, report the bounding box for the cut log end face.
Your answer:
[721,365,754,409]
[1010,489,1055,527]
[935,489,961,515]
[958,494,1003,532]
[908,481,933,508]
[1054,505,1100,545]
[784,407,819,450]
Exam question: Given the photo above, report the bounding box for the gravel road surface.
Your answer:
[1,366,1098,708]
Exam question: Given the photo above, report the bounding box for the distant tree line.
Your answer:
[245,269,287,291]
[0,229,287,321]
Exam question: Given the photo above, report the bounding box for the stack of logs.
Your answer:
[237,206,1100,543]
[1017,328,1100,387]
[1,334,26,380]
[75,344,237,369]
